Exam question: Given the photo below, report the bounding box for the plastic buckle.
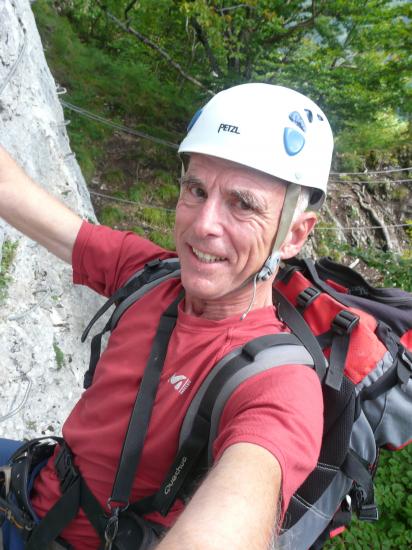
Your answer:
[145,259,162,270]
[296,286,321,309]
[54,447,78,493]
[401,348,412,370]
[332,310,359,335]
[358,503,379,522]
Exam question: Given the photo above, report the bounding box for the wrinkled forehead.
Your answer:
[185,153,288,194]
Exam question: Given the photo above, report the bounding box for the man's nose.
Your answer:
[192,197,224,238]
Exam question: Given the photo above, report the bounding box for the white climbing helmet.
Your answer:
[178,83,334,210]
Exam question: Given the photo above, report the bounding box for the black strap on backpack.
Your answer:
[81,258,180,389]
[25,290,183,550]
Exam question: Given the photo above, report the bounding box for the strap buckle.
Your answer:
[145,259,162,270]
[296,286,321,309]
[401,347,412,369]
[398,347,412,392]
[54,445,79,493]
[358,503,379,522]
[332,310,359,335]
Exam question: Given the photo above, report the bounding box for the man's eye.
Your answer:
[190,185,206,199]
[233,197,252,211]
[238,199,252,211]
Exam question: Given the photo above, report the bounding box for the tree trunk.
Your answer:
[0,0,102,439]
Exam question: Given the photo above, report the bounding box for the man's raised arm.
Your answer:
[0,145,83,264]
[156,442,282,550]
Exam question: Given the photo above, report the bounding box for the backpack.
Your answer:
[77,257,412,548]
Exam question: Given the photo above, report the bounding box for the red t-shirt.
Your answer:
[31,222,323,550]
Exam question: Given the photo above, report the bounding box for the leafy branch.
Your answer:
[104,9,214,95]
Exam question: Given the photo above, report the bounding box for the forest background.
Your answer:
[29,1,412,548]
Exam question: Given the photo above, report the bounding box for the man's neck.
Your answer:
[183,279,274,320]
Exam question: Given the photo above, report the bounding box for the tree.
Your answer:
[64,0,411,145]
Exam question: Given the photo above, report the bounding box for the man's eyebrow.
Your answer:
[231,189,266,211]
[180,174,204,187]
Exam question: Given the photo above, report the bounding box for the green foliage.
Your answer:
[141,206,175,228]
[128,183,150,203]
[104,169,125,186]
[343,247,412,291]
[49,0,411,164]
[155,182,180,203]
[148,229,175,250]
[327,447,412,549]
[32,0,188,180]
[99,205,124,226]
[131,226,146,237]
[0,240,18,301]
[405,220,412,244]
[53,341,65,370]
[313,222,345,262]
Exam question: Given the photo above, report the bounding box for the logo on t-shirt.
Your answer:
[169,373,191,395]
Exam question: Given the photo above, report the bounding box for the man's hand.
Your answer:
[0,145,82,263]
[156,442,282,550]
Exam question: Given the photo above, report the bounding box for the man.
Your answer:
[0,83,333,549]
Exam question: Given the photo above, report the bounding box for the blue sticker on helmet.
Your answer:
[187,108,203,131]
[289,111,306,132]
[283,128,305,156]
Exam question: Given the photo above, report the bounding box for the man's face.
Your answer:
[174,154,286,303]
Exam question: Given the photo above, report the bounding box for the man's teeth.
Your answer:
[192,247,225,263]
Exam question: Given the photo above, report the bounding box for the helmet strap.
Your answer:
[241,183,301,320]
[257,183,301,281]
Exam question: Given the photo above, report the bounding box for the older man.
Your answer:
[0,83,333,550]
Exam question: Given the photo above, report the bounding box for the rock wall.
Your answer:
[0,0,103,439]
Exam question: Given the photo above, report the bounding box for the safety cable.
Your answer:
[330,167,411,176]
[61,100,179,150]
[317,223,411,232]
[329,178,412,185]
[0,377,32,423]
[0,27,27,98]
[59,95,411,178]
[89,190,176,213]
[89,190,411,233]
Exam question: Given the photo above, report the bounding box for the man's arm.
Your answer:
[0,145,83,263]
[156,442,282,550]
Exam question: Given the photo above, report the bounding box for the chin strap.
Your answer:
[241,183,302,320]
[257,183,301,282]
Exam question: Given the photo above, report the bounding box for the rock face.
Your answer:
[0,0,103,439]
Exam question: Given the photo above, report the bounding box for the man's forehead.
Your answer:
[186,153,287,192]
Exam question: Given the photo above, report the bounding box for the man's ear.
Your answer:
[280,212,317,260]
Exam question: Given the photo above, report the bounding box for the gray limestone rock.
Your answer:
[0,0,103,439]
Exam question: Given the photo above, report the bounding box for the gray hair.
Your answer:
[293,186,311,219]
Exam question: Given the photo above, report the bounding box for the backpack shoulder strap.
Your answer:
[82,257,181,389]
[130,333,316,518]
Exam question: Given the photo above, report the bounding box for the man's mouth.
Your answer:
[191,246,226,263]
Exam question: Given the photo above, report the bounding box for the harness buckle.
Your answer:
[401,347,412,370]
[332,310,359,335]
[54,445,79,493]
[296,286,321,309]
[145,259,162,270]
[358,503,379,522]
